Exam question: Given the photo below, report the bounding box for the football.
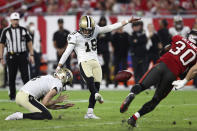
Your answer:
[114,70,133,82]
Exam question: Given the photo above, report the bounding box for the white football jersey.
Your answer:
[169,26,190,37]
[67,25,102,63]
[59,22,123,65]
[20,75,63,99]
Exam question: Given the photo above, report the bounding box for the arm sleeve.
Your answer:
[58,43,75,65]
[25,29,32,43]
[97,22,123,34]
[0,29,7,44]
[58,33,76,65]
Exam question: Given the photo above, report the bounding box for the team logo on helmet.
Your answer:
[79,16,95,38]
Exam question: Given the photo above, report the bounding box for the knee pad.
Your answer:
[130,84,143,94]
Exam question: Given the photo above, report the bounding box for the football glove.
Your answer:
[172,79,188,90]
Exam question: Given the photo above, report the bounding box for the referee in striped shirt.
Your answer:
[0,12,34,100]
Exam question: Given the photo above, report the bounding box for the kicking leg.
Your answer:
[80,61,102,119]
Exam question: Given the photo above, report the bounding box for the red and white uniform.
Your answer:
[158,35,197,77]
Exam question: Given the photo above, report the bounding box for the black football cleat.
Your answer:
[127,117,137,127]
[120,93,135,113]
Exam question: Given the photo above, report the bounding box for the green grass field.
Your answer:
[0,89,197,131]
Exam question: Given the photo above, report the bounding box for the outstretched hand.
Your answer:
[48,103,75,110]
[172,79,188,90]
[56,94,68,103]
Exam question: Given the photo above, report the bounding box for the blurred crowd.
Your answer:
[1,0,197,16]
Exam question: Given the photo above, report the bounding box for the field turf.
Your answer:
[0,89,197,131]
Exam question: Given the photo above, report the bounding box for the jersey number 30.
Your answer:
[85,39,97,52]
[169,41,196,66]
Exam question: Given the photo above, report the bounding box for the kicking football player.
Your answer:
[56,15,141,119]
[120,29,197,127]
[5,68,74,120]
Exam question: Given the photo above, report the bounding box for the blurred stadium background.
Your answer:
[0,0,197,90]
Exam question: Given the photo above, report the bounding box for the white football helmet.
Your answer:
[174,15,183,31]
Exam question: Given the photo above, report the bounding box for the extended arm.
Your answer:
[172,62,197,90]
[98,16,141,34]
[57,43,75,69]
[42,89,67,107]
[27,41,34,56]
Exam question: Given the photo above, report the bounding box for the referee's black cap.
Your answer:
[58,18,64,23]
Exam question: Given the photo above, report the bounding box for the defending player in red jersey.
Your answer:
[120,29,197,127]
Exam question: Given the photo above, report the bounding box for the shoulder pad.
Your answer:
[67,32,77,44]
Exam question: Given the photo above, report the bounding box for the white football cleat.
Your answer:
[5,112,23,120]
[95,93,104,104]
[84,113,100,119]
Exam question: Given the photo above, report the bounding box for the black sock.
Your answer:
[23,112,52,120]
[88,93,96,108]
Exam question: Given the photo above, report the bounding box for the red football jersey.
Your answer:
[158,35,197,77]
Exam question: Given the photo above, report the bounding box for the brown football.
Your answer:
[114,70,133,82]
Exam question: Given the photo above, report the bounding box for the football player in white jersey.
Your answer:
[169,15,190,37]
[56,15,141,119]
[5,68,74,120]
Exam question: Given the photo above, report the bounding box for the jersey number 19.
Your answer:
[85,39,97,52]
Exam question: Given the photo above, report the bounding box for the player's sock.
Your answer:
[87,108,93,114]
[88,93,96,108]
[132,112,140,120]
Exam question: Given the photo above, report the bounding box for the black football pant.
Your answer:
[130,62,176,117]
[7,52,30,100]
[23,95,52,120]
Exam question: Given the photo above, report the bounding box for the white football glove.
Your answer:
[172,79,188,90]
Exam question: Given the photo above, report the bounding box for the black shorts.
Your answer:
[139,62,176,100]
